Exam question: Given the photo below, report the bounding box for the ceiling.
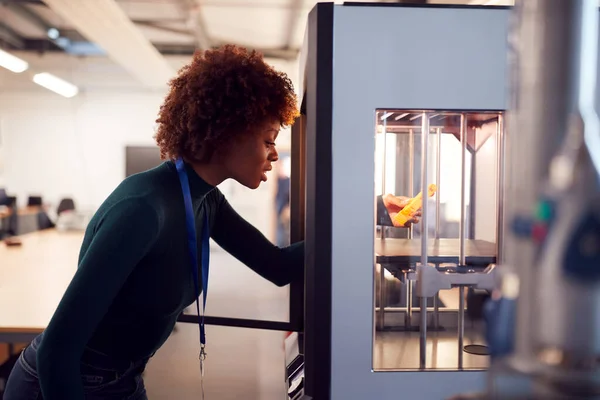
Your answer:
[0,0,321,59]
[0,0,514,90]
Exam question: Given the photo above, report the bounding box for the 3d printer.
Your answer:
[285,3,510,399]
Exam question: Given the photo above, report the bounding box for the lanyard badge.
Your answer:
[175,157,211,390]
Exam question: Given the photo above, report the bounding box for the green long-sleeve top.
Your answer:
[36,160,304,399]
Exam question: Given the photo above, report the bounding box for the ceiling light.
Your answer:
[0,49,28,73]
[32,73,79,98]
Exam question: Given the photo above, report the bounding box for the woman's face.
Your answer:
[222,120,280,189]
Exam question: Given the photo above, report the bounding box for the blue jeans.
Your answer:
[4,334,149,399]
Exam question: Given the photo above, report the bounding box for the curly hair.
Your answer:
[154,45,299,162]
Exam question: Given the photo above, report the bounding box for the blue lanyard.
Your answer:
[175,157,210,358]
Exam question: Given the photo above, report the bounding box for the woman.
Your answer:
[4,45,418,400]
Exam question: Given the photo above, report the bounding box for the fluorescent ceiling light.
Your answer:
[32,73,79,98]
[0,49,28,73]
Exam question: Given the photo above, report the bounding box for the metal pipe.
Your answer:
[407,129,414,329]
[459,114,467,266]
[381,114,388,214]
[495,115,505,264]
[378,265,386,330]
[384,125,449,132]
[374,306,460,313]
[433,294,439,330]
[419,112,430,369]
[436,127,442,239]
[434,293,440,330]
[421,117,430,268]
[409,129,415,233]
[378,114,388,331]
[434,128,442,332]
[387,110,469,117]
[458,114,467,370]
[458,285,465,370]
[404,272,410,328]
[407,281,413,328]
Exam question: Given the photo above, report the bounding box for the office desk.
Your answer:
[0,206,46,236]
[0,229,83,343]
[0,206,44,217]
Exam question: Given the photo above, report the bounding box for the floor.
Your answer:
[143,249,290,400]
[144,323,287,399]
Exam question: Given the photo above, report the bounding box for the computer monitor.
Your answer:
[125,146,163,177]
[0,188,8,206]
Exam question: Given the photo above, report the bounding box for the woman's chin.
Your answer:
[236,174,265,190]
[241,180,261,190]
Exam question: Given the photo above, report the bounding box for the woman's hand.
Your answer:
[382,193,422,227]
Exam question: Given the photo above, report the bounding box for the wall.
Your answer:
[0,91,163,210]
[0,53,298,239]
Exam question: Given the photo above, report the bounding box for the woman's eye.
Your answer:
[265,141,276,147]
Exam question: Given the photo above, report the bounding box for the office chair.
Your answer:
[27,196,43,207]
[0,352,21,396]
[37,213,55,230]
[57,198,76,215]
[0,196,18,238]
[0,189,6,240]
[0,188,7,206]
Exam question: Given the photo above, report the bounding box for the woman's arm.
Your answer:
[376,195,394,226]
[378,194,421,227]
[211,196,303,287]
[36,198,161,400]
[209,192,411,287]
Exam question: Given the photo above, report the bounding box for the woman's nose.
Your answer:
[269,148,279,162]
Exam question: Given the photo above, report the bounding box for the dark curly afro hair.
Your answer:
[154,44,299,163]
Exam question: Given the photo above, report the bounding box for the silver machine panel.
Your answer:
[329,5,508,399]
